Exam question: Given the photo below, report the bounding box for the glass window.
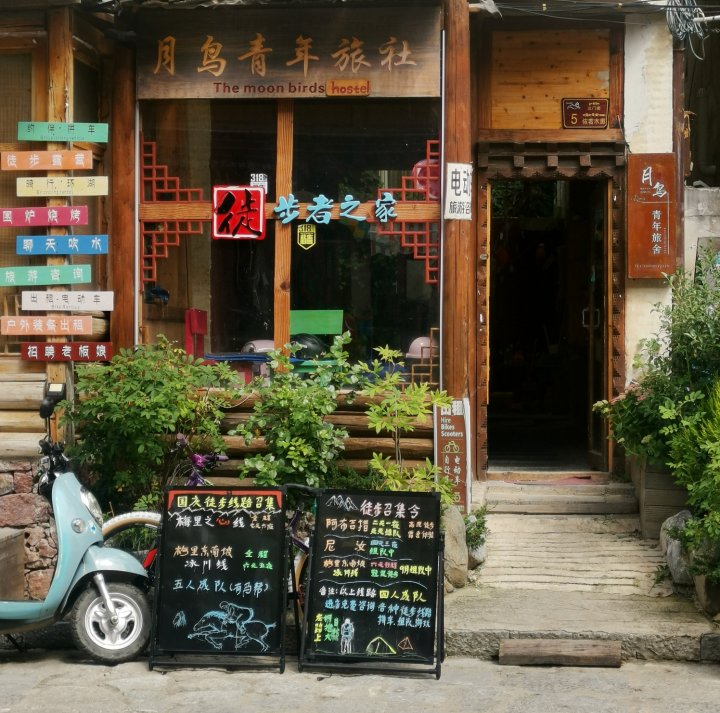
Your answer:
[140,98,440,360]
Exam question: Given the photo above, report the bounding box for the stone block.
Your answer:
[0,493,50,528]
[0,528,25,599]
[0,472,13,495]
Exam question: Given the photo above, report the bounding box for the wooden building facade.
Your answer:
[0,1,683,484]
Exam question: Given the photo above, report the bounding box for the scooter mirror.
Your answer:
[39,396,56,419]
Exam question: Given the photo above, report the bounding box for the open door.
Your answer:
[486,179,609,473]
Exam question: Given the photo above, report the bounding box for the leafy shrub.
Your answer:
[464,505,489,550]
[62,336,239,511]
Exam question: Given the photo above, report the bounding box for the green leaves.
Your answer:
[62,335,241,511]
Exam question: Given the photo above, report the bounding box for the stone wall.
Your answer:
[0,458,57,600]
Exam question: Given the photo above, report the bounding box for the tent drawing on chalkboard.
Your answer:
[365,636,397,656]
[397,637,414,652]
[187,602,276,652]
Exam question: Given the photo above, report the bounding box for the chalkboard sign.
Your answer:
[300,490,443,677]
[149,486,287,670]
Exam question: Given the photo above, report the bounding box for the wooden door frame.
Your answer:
[475,141,626,478]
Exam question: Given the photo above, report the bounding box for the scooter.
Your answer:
[0,389,151,664]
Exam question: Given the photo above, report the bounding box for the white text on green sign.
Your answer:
[17,122,109,143]
[1,265,91,287]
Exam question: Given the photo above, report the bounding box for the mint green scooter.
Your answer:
[0,393,150,664]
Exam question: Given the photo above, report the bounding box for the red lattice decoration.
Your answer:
[376,139,441,284]
[141,140,208,285]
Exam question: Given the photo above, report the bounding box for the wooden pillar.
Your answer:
[46,8,73,436]
[442,0,477,470]
[110,42,137,349]
[274,99,293,348]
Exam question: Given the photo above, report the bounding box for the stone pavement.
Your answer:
[2,650,720,713]
[444,503,720,662]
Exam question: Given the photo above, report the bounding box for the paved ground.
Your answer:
[1,649,720,713]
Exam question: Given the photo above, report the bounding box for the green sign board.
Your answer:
[0,264,91,287]
[17,122,108,143]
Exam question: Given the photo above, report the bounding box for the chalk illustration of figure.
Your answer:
[340,617,355,654]
[188,601,276,652]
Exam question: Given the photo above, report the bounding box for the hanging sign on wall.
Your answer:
[1,315,93,337]
[137,7,441,99]
[212,185,266,239]
[16,176,108,197]
[1,150,93,171]
[16,234,109,255]
[17,122,108,143]
[627,153,676,278]
[21,342,113,362]
[21,291,114,311]
[1,206,88,227]
[0,264,91,287]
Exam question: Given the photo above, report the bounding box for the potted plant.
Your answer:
[464,505,489,569]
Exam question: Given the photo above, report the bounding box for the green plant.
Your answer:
[594,249,720,466]
[61,335,240,512]
[464,505,489,550]
[230,333,360,488]
[667,378,720,582]
[361,346,455,507]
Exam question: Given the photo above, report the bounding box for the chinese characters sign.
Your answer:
[151,487,286,662]
[212,185,266,240]
[628,153,676,278]
[302,490,441,669]
[562,98,609,129]
[1,150,93,171]
[21,291,114,312]
[16,176,108,197]
[434,398,472,512]
[137,7,441,99]
[17,121,108,143]
[21,342,113,363]
[1,206,88,227]
[444,163,472,221]
[1,315,93,337]
[0,264,91,287]
[16,234,108,255]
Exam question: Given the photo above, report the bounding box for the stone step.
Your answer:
[485,481,638,514]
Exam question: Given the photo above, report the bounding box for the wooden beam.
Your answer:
[110,40,137,349]
[274,99,293,349]
[499,639,622,667]
[443,0,477,428]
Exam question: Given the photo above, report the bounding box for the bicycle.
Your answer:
[101,434,228,576]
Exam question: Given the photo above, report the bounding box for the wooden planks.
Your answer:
[499,639,622,667]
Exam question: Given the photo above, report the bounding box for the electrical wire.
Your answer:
[666,0,710,59]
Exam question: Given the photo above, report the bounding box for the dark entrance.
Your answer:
[487,179,608,472]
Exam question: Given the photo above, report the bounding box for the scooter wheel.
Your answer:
[70,582,150,664]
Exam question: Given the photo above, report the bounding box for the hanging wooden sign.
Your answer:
[137,7,441,100]
[1,150,93,172]
[21,291,114,311]
[17,121,108,143]
[562,98,609,129]
[21,342,113,362]
[434,398,472,512]
[16,176,108,197]
[1,206,88,227]
[16,234,109,255]
[0,265,91,287]
[212,185,266,239]
[1,315,93,336]
[627,153,676,278]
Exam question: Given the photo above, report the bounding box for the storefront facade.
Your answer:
[0,1,684,485]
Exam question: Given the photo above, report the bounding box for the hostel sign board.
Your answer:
[627,153,676,278]
[137,7,441,99]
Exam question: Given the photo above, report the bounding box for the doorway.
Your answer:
[487,179,608,472]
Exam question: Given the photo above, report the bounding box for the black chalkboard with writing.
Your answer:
[300,490,443,677]
[149,486,287,670]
